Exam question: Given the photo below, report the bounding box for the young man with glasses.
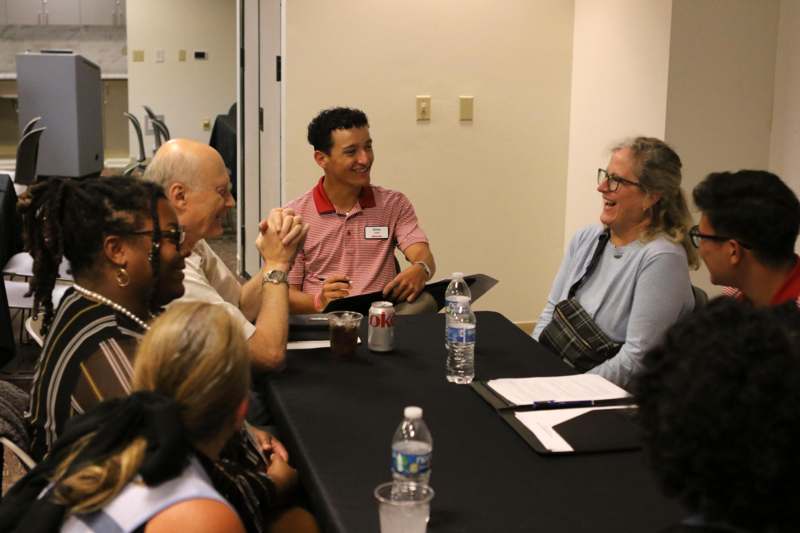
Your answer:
[692,170,800,307]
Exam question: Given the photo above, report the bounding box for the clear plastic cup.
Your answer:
[374,482,434,533]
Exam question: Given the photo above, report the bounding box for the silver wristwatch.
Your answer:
[262,269,288,286]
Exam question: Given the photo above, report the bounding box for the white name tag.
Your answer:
[365,226,389,239]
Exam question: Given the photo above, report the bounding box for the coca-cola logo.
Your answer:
[369,314,394,327]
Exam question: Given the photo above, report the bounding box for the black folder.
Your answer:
[322,273,498,315]
[471,380,641,455]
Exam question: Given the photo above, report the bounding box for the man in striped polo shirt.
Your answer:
[691,170,800,307]
[286,107,436,313]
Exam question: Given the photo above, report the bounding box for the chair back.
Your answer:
[20,116,41,137]
[153,118,170,141]
[0,279,15,368]
[0,175,23,268]
[14,127,46,186]
[123,112,146,163]
[692,285,709,309]
[0,380,35,498]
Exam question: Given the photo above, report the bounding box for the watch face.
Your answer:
[265,270,288,284]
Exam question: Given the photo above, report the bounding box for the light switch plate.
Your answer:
[178,49,187,62]
[132,50,144,62]
[416,95,431,121]
[155,49,165,63]
[459,96,474,121]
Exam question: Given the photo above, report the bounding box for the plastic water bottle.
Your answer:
[391,406,433,485]
[444,273,471,350]
[446,297,476,384]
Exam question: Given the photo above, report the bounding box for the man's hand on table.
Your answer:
[383,263,428,302]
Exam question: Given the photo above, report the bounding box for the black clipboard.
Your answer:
[322,273,498,315]
[471,381,641,455]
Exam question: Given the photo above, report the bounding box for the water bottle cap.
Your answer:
[404,406,423,419]
[451,272,464,279]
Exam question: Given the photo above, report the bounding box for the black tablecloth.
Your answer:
[264,311,681,533]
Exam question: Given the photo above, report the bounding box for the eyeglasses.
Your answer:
[688,225,751,249]
[597,168,643,192]
[125,226,186,247]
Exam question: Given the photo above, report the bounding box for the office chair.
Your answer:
[143,105,170,152]
[152,118,171,143]
[123,112,147,177]
[13,127,46,186]
[20,116,41,137]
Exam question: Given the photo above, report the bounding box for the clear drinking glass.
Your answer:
[374,482,434,533]
[327,311,363,357]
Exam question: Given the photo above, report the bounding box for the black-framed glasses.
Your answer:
[597,168,643,192]
[688,225,751,249]
[125,226,186,247]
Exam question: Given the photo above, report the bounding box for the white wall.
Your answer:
[666,0,780,296]
[284,0,574,322]
[770,0,800,194]
[563,0,674,247]
[126,0,235,155]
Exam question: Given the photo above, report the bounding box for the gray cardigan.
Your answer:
[533,224,694,388]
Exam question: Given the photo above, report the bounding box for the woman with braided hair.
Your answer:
[0,302,316,533]
[19,176,187,459]
[19,177,314,533]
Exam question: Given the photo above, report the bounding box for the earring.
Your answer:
[116,267,130,288]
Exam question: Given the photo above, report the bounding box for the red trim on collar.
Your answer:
[771,255,800,305]
[311,176,375,214]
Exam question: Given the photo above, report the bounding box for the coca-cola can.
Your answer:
[368,301,395,352]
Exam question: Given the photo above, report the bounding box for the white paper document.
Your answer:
[486,374,630,406]
[286,337,362,351]
[515,406,634,453]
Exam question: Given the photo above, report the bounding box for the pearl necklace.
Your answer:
[72,283,151,331]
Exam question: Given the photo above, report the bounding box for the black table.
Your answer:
[265,311,681,533]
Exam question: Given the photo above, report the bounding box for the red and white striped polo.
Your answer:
[284,177,428,296]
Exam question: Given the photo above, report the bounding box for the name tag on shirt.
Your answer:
[365,226,389,240]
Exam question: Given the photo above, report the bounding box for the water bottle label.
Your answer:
[391,450,432,475]
[447,325,476,344]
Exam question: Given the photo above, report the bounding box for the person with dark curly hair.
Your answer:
[19,177,314,533]
[691,170,800,307]
[636,298,800,533]
[20,176,188,459]
[284,107,437,313]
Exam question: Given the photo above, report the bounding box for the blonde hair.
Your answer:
[613,137,699,269]
[52,302,250,514]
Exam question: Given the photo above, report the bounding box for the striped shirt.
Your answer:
[27,288,141,461]
[285,177,428,296]
[26,288,278,533]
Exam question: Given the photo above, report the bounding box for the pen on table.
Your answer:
[498,397,636,412]
[317,276,351,285]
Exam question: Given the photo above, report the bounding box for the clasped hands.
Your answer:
[255,208,309,268]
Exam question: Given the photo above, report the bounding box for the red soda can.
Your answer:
[368,301,395,352]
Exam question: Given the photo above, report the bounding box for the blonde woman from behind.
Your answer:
[0,302,317,533]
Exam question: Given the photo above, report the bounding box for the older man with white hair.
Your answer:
[143,139,308,372]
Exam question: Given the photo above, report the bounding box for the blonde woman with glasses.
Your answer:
[0,303,318,533]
